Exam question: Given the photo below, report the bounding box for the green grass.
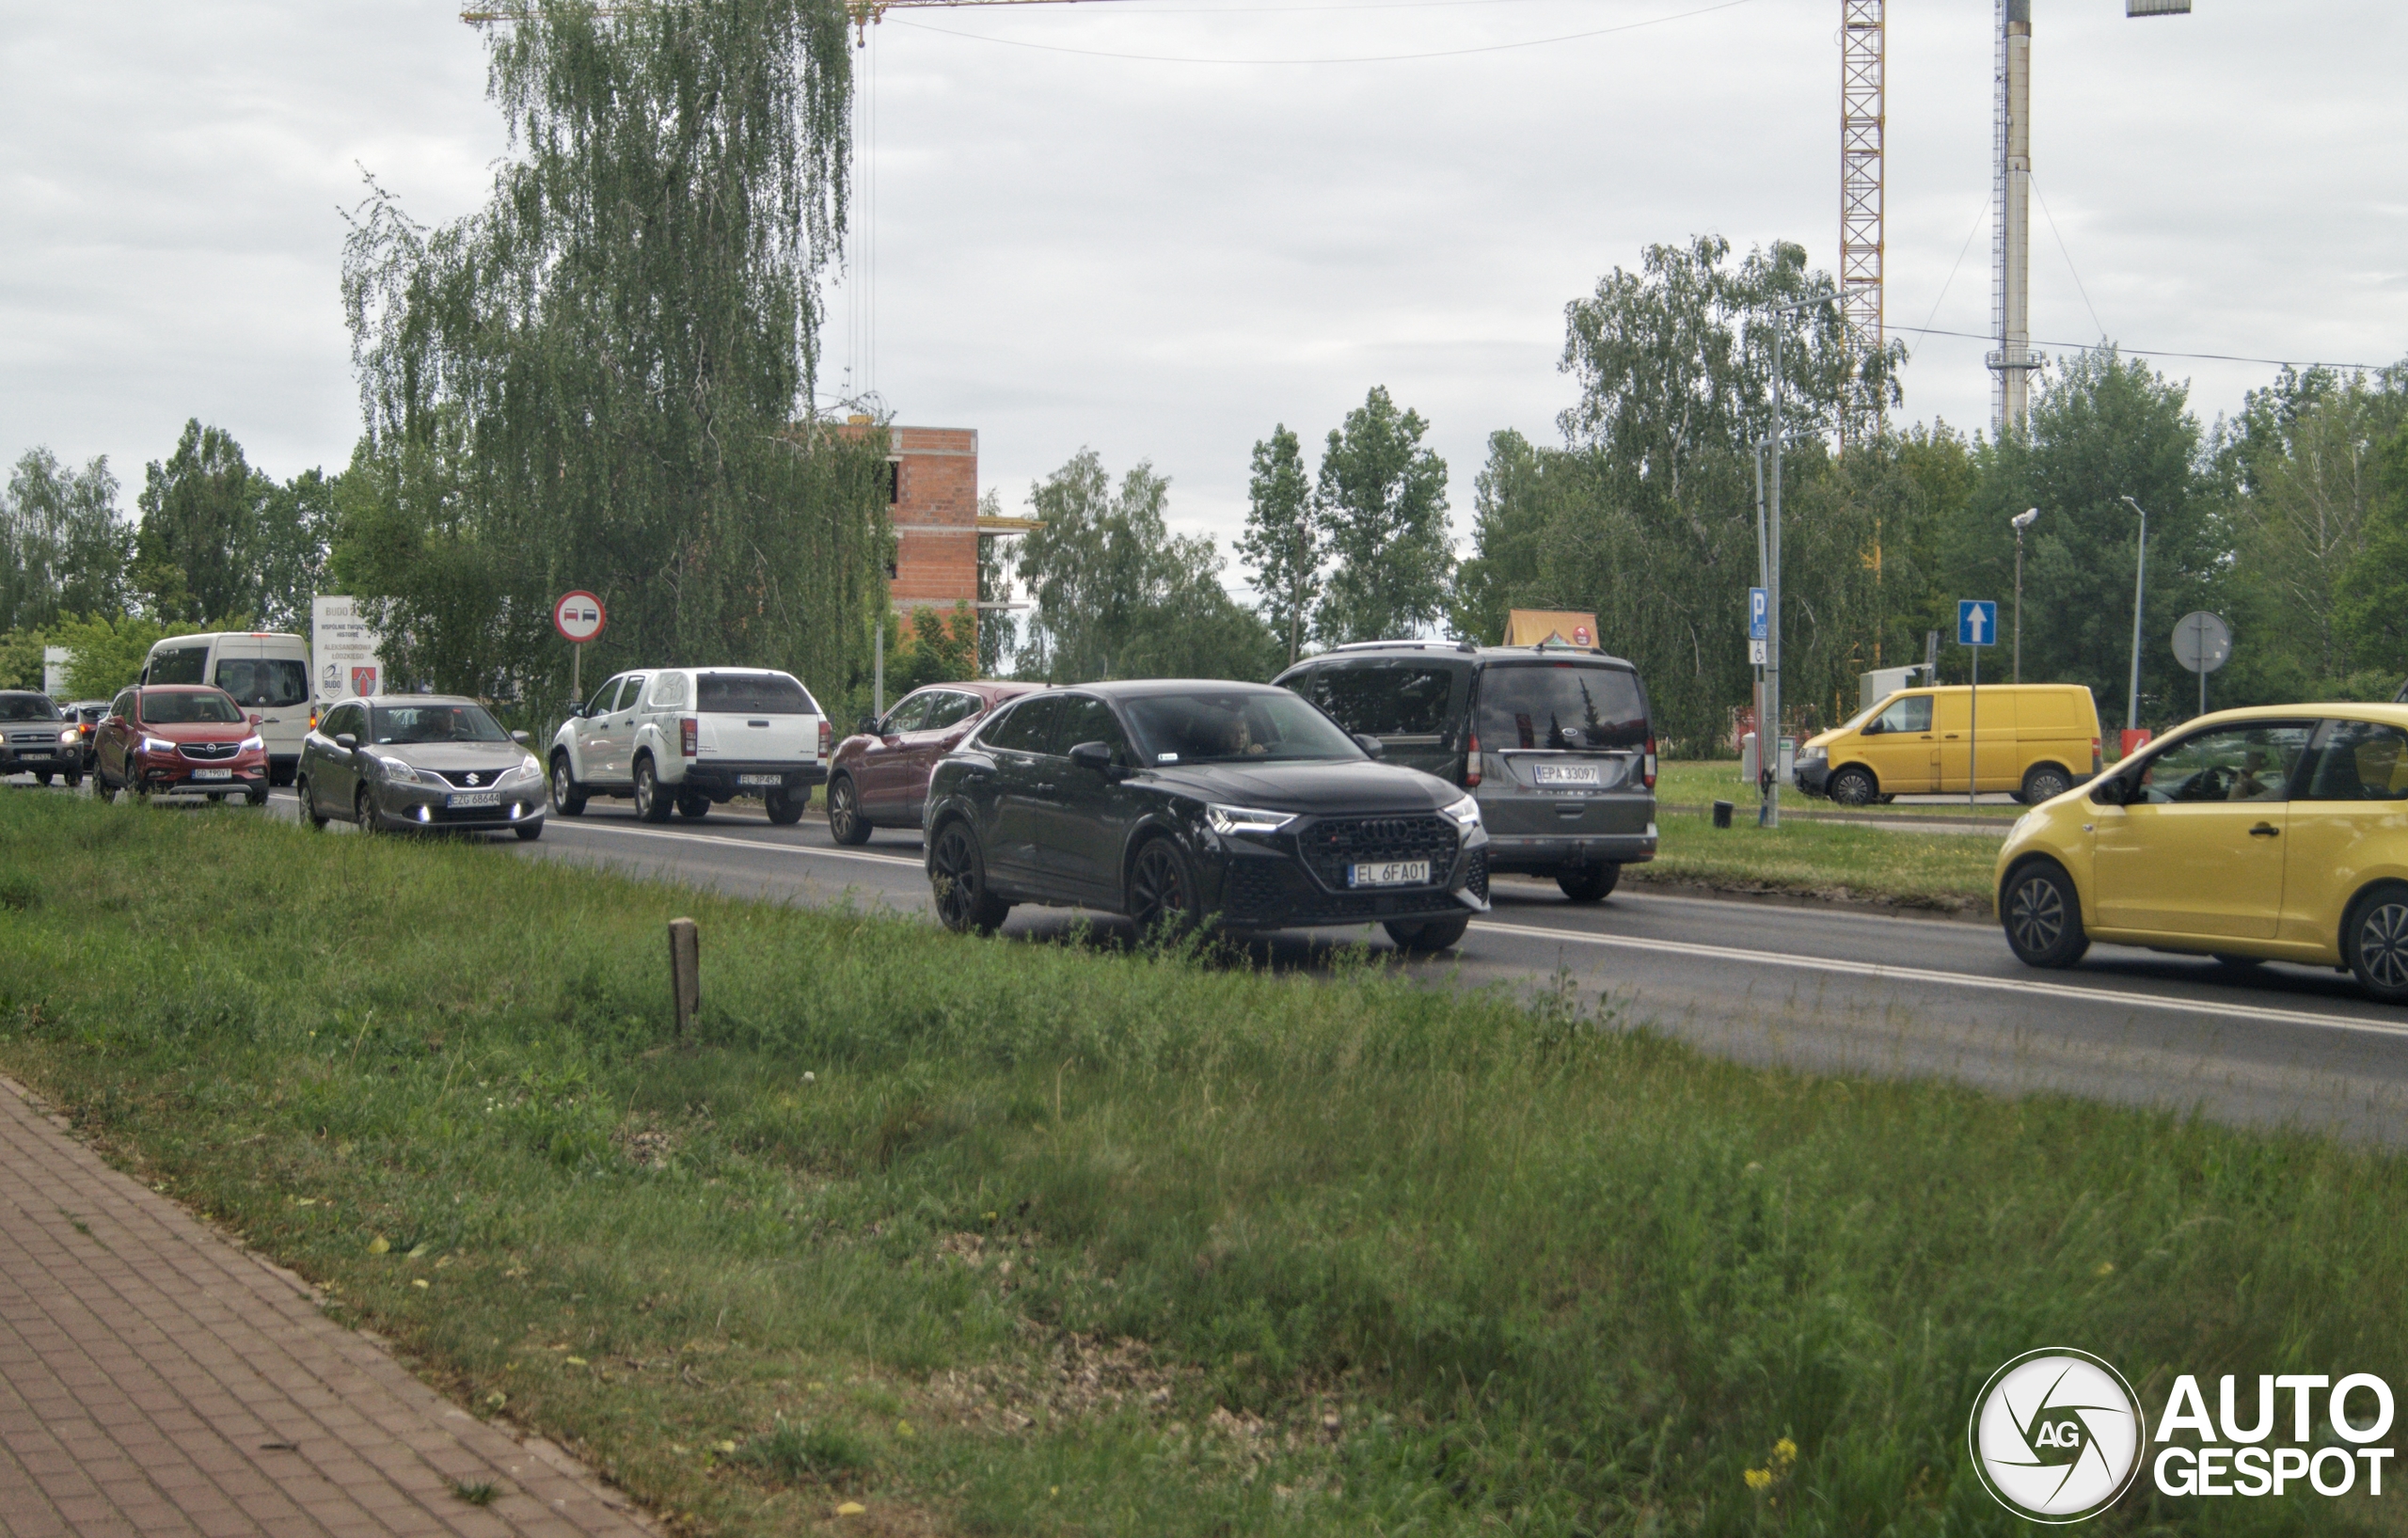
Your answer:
[1,792,2402,1534]
[1653,760,2022,820]
[1638,808,2004,913]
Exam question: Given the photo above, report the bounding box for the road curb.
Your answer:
[1619,870,1996,926]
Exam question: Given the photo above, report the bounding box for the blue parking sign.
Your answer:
[1748,587,1768,642]
[1957,599,1998,647]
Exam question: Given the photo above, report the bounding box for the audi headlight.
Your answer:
[1440,793,1482,830]
[139,735,175,754]
[239,734,264,753]
[1206,803,1296,837]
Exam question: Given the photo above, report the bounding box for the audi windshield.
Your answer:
[1121,690,1366,766]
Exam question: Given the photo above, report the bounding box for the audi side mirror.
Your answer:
[335,734,358,752]
[511,729,531,743]
[1354,733,1386,759]
[1068,740,1125,781]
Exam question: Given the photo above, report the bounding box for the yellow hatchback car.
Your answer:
[1995,704,2408,1002]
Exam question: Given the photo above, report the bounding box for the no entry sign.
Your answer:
[553,591,606,644]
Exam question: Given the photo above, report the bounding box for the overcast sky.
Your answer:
[5,1,2404,571]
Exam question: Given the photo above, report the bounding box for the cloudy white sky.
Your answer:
[5,1,2404,568]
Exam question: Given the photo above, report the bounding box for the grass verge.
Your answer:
[1653,761,2022,821]
[0,792,2400,1535]
[1637,808,2004,914]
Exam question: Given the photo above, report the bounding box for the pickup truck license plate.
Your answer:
[1531,764,1601,786]
[737,774,783,787]
[190,768,234,781]
[1349,860,1430,888]
[447,791,500,808]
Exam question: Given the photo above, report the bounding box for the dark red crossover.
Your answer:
[825,681,1044,844]
[93,686,271,805]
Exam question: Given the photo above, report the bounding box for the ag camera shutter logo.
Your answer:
[1969,1349,2146,1522]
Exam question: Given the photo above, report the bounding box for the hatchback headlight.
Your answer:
[1206,803,1296,837]
[139,735,175,754]
[240,734,264,753]
[1440,793,1482,830]
[505,756,543,783]
[375,755,426,785]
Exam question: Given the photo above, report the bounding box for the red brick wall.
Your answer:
[888,427,978,640]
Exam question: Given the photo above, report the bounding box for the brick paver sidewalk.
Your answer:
[0,1075,658,1537]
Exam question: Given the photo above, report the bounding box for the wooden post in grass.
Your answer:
[668,917,699,1045]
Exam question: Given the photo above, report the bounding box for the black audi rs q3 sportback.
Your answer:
[922,680,1491,950]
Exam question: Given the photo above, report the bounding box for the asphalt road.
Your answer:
[19,774,2408,1142]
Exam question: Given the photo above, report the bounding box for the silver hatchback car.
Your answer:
[297,695,547,839]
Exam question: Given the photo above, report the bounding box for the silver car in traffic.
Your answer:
[296,695,547,839]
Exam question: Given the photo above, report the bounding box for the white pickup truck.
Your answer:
[548,667,831,824]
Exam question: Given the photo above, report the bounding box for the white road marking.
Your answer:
[1468,919,2400,1038]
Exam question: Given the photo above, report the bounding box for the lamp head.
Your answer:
[2120,494,2147,516]
[2011,508,2039,531]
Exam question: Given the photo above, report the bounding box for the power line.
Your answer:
[890,0,1754,65]
[2028,172,2104,344]
[1891,324,2395,374]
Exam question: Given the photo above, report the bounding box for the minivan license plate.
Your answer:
[1531,764,1601,786]
[1349,860,1430,888]
[738,774,783,787]
[447,791,500,808]
[190,768,234,781]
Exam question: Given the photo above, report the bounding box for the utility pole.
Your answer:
[2010,506,2037,682]
[2120,495,2148,739]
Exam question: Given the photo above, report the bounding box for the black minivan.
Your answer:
[1275,642,1656,901]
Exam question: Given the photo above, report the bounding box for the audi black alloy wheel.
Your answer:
[1127,838,1199,940]
[929,821,1009,935]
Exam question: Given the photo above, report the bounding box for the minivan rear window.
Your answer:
[1299,663,1464,738]
[148,646,208,686]
[696,672,817,716]
[1477,663,1647,751]
[216,658,309,709]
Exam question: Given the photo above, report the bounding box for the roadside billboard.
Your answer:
[310,596,385,709]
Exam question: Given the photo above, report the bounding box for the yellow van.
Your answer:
[1792,684,2101,805]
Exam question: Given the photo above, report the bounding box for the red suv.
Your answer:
[94,686,271,805]
[826,681,1042,844]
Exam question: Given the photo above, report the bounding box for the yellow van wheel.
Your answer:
[1829,767,1877,806]
[2020,764,2073,804]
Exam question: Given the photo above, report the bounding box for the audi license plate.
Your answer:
[738,774,783,787]
[190,768,234,781]
[1349,860,1430,889]
[1531,764,1601,786]
[447,791,500,808]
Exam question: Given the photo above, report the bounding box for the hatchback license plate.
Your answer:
[447,791,500,808]
[738,774,784,787]
[190,768,234,781]
[1531,764,1601,786]
[1349,860,1430,888]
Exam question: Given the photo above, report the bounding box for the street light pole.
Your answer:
[2010,507,2037,683]
[1755,296,1837,831]
[2119,495,2148,738]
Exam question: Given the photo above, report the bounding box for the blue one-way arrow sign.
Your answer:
[1957,599,1998,647]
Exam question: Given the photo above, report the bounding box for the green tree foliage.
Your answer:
[337,0,883,710]
[48,613,212,700]
[1461,237,1899,748]
[1946,350,2223,726]
[131,420,328,634]
[891,603,978,696]
[2337,427,2408,684]
[135,420,261,626]
[2,449,132,632]
[1012,449,1275,684]
[1312,387,1453,645]
[2218,367,2408,701]
[1234,424,1319,666]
